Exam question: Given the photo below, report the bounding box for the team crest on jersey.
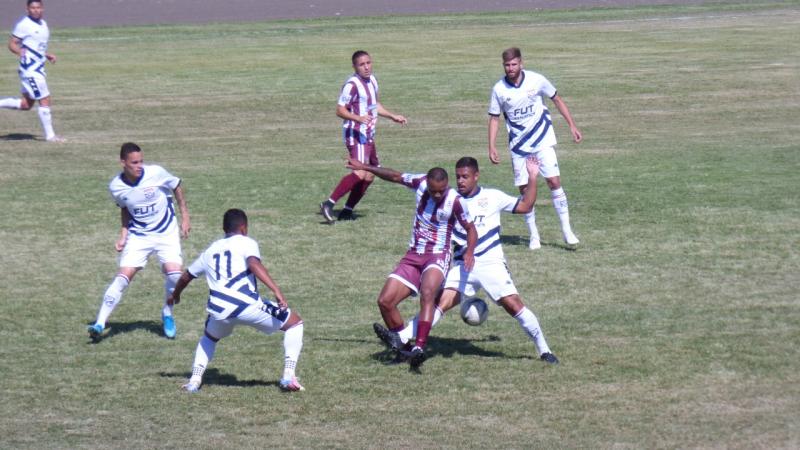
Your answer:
[436,211,449,222]
[478,198,489,209]
[143,187,156,199]
[527,90,538,101]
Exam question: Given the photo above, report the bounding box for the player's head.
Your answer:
[455,157,480,196]
[352,50,372,79]
[27,0,43,19]
[426,167,449,202]
[501,47,523,80]
[119,142,144,180]
[223,208,248,235]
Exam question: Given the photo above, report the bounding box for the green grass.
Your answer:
[1,1,799,448]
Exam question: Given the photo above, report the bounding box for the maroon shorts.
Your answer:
[347,141,379,166]
[388,250,450,295]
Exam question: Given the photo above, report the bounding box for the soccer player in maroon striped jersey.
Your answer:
[320,50,407,223]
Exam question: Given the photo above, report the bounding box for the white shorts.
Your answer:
[20,73,50,100]
[512,146,560,186]
[205,301,290,339]
[118,228,182,268]
[443,259,518,302]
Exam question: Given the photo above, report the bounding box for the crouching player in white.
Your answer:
[375,156,558,364]
[168,209,305,392]
[88,142,191,341]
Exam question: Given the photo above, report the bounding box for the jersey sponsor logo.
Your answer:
[133,203,156,216]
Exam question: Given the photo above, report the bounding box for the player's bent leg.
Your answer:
[280,319,304,392]
[89,268,138,340]
[499,295,557,364]
[182,332,220,393]
[377,278,413,330]
[161,265,182,339]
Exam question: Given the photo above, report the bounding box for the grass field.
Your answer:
[1,1,799,448]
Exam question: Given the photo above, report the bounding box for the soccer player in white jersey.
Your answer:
[0,0,64,142]
[488,47,582,249]
[375,156,559,364]
[319,50,407,223]
[168,209,305,392]
[346,157,477,368]
[87,143,191,341]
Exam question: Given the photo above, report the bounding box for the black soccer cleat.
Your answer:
[373,322,404,350]
[540,352,559,364]
[403,346,426,369]
[337,209,355,221]
[319,201,335,224]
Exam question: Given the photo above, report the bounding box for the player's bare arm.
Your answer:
[377,103,407,125]
[166,271,196,306]
[173,185,191,239]
[513,157,541,214]
[247,256,287,308]
[7,36,24,58]
[115,208,131,252]
[488,115,501,164]
[336,104,372,126]
[346,158,404,183]
[459,218,478,272]
[551,94,582,143]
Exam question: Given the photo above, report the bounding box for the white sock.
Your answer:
[37,106,56,139]
[551,188,573,235]
[514,307,551,356]
[163,271,181,317]
[0,97,22,109]
[282,322,304,380]
[525,208,540,242]
[95,274,130,327]
[399,306,444,342]
[190,334,217,384]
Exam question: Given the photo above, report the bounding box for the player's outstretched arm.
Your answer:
[513,157,541,214]
[551,94,582,143]
[173,185,191,239]
[247,256,287,309]
[346,158,404,184]
[167,271,196,306]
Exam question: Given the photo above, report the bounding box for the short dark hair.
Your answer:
[456,157,479,172]
[119,142,141,160]
[352,50,370,65]
[27,0,42,6]
[427,167,448,182]
[223,209,248,233]
[502,47,522,62]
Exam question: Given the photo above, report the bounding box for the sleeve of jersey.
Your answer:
[243,237,262,261]
[488,86,502,116]
[540,75,558,99]
[401,173,425,190]
[187,254,206,278]
[154,165,181,191]
[495,190,520,213]
[337,82,355,106]
[11,21,26,40]
[455,198,473,226]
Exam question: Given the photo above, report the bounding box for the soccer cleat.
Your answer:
[373,322,404,350]
[337,209,355,221]
[540,352,560,364]
[46,135,66,143]
[162,313,177,339]
[87,323,104,342]
[563,231,580,246]
[319,201,335,224]
[181,381,201,393]
[529,238,541,250]
[279,377,305,392]
[402,346,427,369]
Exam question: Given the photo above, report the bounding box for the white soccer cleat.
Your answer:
[181,381,201,393]
[529,238,541,250]
[279,376,305,392]
[46,135,66,143]
[563,230,580,246]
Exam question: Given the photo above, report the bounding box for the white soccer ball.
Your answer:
[460,297,489,326]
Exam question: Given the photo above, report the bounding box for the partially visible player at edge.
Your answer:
[168,209,305,392]
[488,47,582,249]
[375,156,559,364]
[347,157,477,369]
[0,0,64,142]
[319,50,407,223]
[87,143,191,341]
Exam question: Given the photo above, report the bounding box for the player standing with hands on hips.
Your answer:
[320,50,407,223]
[0,0,64,142]
[488,47,582,249]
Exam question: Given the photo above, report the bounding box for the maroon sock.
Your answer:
[344,178,373,209]
[415,321,432,349]
[330,173,361,203]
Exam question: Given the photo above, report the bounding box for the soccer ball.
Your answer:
[460,297,489,326]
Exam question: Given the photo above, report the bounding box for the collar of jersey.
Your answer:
[27,15,43,25]
[503,71,525,89]
[121,168,145,187]
[462,186,482,199]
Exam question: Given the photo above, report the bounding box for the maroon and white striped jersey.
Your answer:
[401,174,472,254]
[338,73,379,145]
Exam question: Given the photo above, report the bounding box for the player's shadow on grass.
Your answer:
[372,335,507,365]
[159,368,277,388]
[317,208,363,225]
[500,234,577,251]
[0,133,37,141]
[86,320,163,343]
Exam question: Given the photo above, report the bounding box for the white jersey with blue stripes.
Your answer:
[108,164,181,237]
[188,234,264,321]
[452,187,520,263]
[489,69,558,156]
[12,15,50,78]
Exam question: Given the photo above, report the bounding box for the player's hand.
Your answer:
[525,156,541,179]
[463,252,475,272]
[358,114,374,126]
[167,293,180,306]
[346,157,367,171]
[115,236,127,252]
[488,147,501,165]
[275,294,288,310]
[393,114,408,125]
[181,218,191,239]
[46,53,57,63]
[571,127,583,143]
